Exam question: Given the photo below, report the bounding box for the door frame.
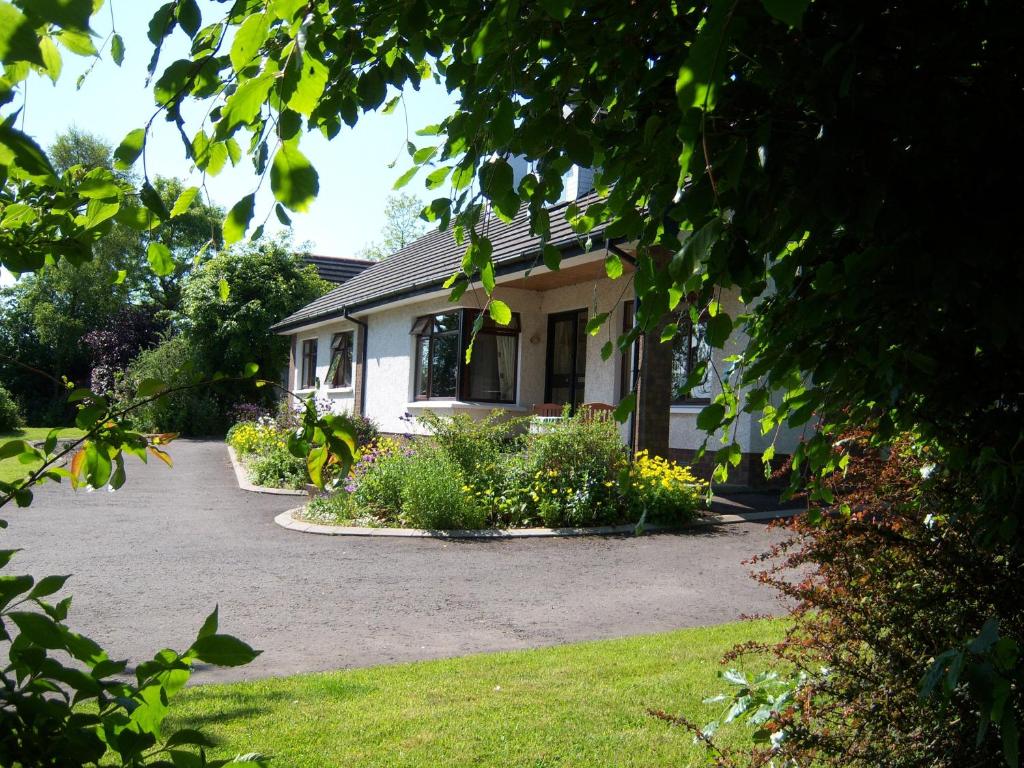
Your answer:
[544,308,587,406]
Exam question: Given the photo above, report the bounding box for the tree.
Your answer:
[1,1,1022,764]
[356,193,427,260]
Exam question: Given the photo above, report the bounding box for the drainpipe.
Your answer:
[342,308,369,418]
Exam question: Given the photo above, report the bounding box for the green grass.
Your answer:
[0,426,85,484]
[171,619,784,767]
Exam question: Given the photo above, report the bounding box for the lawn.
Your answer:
[0,426,85,484]
[172,619,784,767]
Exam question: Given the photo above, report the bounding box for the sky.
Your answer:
[2,0,458,285]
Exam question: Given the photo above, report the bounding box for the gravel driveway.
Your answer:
[1,440,787,682]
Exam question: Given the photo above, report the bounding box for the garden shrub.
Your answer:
[246,442,307,490]
[682,431,1024,768]
[400,447,485,530]
[0,385,23,432]
[351,438,408,518]
[303,491,361,525]
[521,411,628,527]
[417,410,526,484]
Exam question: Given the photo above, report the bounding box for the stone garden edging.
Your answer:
[226,445,307,497]
[273,506,799,539]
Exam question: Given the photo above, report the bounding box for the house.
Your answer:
[302,254,375,284]
[273,170,799,485]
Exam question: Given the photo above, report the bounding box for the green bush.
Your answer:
[400,447,485,530]
[117,336,226,436]
[417,410,526,484]
[246,443,307,489]
[0,385,23,432]
[303,491,360,525]
[522,411,628,526]
[351,439,408,518]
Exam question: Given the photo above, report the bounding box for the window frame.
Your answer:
[671,310,712,405]
[413,312,462,401]
[299,338,318,390]
[460,309,521,404]
[411,309,521,403]
[328,331,354,389]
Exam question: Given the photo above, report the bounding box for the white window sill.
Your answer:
[405,401,527,412]
[294,388,316,395]
[670,403,710,414]
[325,387,354,394]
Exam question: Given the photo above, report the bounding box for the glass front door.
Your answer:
[545,309,587,408]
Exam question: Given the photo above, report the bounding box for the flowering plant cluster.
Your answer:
[302,411,706,530]
[623,450,708,523]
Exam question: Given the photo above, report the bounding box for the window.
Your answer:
[300,338,318,389]
[463,311,520,402]
[328,331,354,388]
[413,312,460,399]
[412,310,521,403]
[671,312,712,403]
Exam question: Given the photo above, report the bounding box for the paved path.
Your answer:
[1,441,788,682]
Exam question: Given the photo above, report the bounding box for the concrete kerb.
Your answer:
[274,506,801,539]
[226,445,307,497]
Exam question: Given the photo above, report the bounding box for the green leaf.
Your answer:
[223,193,256,245]
[0,3,45,65]
[146,242,175,277]
[0,125,57,183]
[537,0,574,20]
[218,278,230,301]
[139,181,169,220]
[393,166,418,190]
[229,11,269,72]
[585,313,608,336]
[136,378,167,398]
[189,634,261,667]
[197,606,218,639]
[425,166,451,190]
[675,0,734,111]
[543,245,561,272]
[274,203,292,226]
[489,300,512,325]
[0,439,32,460]
[287,52,328,115]
[219,72,274,132]
[761,0,811,28]
[243,362,259,378]
[270,141,319,212]
[77,170,120,199]
[28,574,69,600]
[56,28,97,56]
[110,32,124,65]
[14,0,93,32]
[113,128,146,170]
[169,185,200,217]
[604,253,623,279]
[38,35,62,82]
[706,313,733,348]
[696,403,727,432]
[81,198,119,229]
[9,611,65,649]
[613,392,636,423]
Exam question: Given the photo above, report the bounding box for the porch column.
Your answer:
[633,248,672,458]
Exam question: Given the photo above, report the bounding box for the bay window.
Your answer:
[412,310,520,403]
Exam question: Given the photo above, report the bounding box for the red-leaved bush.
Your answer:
[664,432,1024,767]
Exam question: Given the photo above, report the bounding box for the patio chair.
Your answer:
[580,402,615,420]
[532,403,565,418]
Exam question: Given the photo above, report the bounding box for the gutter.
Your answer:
[342,308,369,418]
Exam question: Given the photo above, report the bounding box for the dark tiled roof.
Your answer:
[275,192,608,332]
[303,255,374,284]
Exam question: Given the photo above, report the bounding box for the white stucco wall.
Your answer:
[292,320,359,415]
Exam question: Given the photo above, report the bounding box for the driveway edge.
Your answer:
[274,506,800,538]
[226,445,307,497]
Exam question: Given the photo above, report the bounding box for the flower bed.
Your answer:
[226,400,378,490]
[297,411,707,530]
